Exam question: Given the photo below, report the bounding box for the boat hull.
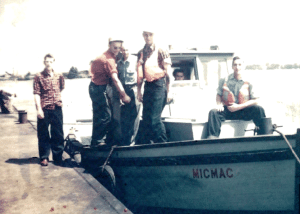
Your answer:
[81,134,300,213]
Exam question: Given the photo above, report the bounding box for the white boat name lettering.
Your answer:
[192,168,233,179]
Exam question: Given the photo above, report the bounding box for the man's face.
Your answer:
[232,59,244,75]
[175,72,185,80]
[122,48,130,60]
[109,42,123,56]
[143,32,154,46]
[44,57,55,71]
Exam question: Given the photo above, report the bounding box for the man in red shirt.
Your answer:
[89,38,131,147]
[33,54,65,166]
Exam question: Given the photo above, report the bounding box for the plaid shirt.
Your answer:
[33,70,65,110]
[137,44,172,82]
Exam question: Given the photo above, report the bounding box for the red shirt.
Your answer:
[90,50,118,85]
[33,70,65,110]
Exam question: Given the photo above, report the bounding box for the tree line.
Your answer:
[246,63,300,70]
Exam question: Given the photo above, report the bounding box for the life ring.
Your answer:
[93,165,117,195]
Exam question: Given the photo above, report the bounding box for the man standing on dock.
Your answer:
[110,45,141,146]
[206,56,266,138]
[33,54,65,166]
[89,38,131,147]
[137,29,172,144]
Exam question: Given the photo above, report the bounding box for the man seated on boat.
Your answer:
[206,56,266,139]
[173,69,186,80]
[0,89,16,114]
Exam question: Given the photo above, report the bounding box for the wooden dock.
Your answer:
[0,110,131,214]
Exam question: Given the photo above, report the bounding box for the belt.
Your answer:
[124,84,137,89]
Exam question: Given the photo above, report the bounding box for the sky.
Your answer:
[0,0,300,75]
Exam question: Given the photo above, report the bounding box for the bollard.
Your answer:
[258,117,273,135]
[18,110,28,124]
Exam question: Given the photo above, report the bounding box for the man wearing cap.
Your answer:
[110,46,141,146]
[89,38,131,147]
[206,56,266,138]
[137,30,172,144]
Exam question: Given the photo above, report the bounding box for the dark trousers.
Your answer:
[142,78,167,143]
[89,81,112,145]
[110,85,141,146]
[121,86,141,146]
[207,105,266,137]
[37,106,64,161]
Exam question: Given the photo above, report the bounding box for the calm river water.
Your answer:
[1,69,300,132]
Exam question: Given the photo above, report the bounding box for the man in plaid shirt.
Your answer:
[33,54,65,166]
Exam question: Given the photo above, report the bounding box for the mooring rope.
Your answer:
[101,145,117,173]
[274,129,300,165]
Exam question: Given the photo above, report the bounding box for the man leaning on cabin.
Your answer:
[206,56,266,139]
[33,54,65,166]
[137,29,172,144]
[89,37,131,147]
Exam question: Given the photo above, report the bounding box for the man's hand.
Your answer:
[166,92,174,104]
[137,91,143,102]
[227,103,241,112]
[121,94,131,104]
[215,104,224,112]
[37,109,44,119]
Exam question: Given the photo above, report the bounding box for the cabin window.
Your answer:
[171,56,197,81]
[162,55,232,121]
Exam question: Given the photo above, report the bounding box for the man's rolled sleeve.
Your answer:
[106,58,118,77]
[33,75,41,95]
[158,48,172,66]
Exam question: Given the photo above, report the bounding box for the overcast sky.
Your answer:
[0,0,299,74]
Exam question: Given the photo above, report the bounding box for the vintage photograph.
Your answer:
[0,0,299,213]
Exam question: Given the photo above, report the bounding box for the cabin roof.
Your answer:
[169,50,234,57]
[132,50,234,57]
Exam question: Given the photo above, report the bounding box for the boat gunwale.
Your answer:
[85,134,297,152]
[107,149,295,166]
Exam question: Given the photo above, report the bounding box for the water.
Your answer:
[0,78,93,123]
[1,69,300,130]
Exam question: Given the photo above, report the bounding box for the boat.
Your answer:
[64,49,300,213]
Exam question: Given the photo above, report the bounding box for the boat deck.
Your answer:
[0,111,131,214]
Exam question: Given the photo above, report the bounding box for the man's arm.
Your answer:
[215,94,224,112]
[111,73,131,103]
[136,51,144,102]
[164,63,173,103]
[227,99,259,112]
[227,83,259,112]
[34,94,44,119]
[164,63,172,92]
[33,75,44,119]
[137,79,144,103]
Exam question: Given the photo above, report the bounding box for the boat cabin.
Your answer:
[154,50,256,141]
